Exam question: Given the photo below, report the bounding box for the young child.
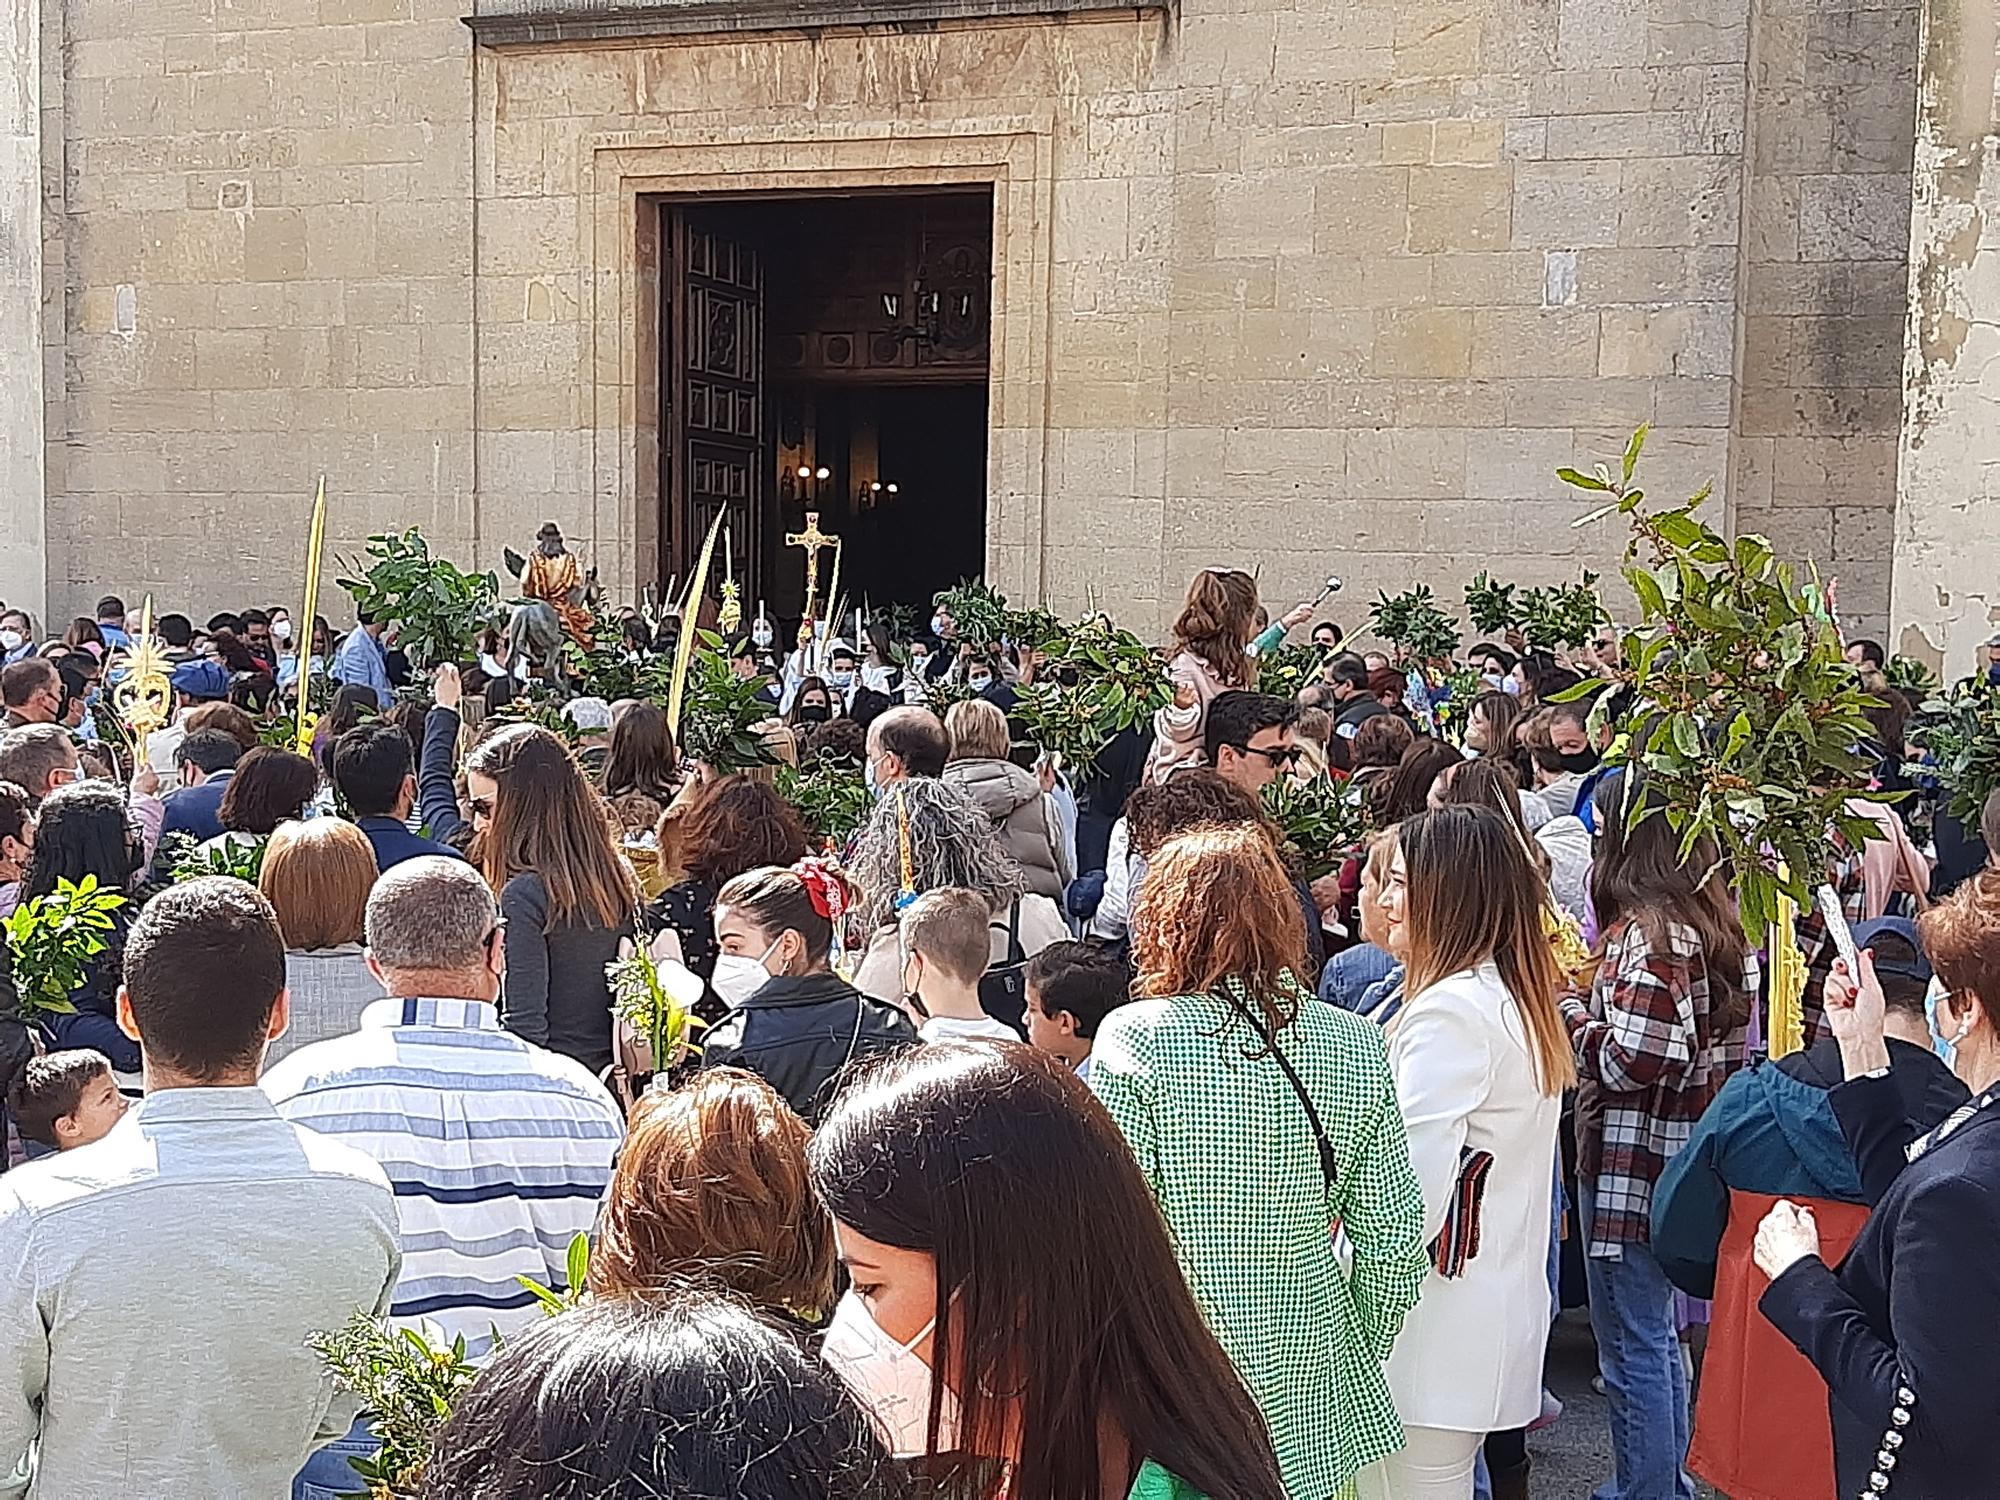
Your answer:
[7,1049,127,1153]
[1023,940,1131,1082]
[899,888,1020,1044]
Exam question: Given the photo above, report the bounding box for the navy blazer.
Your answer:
[157,773,232,849]
[1761,1070,2000,1498]
[354,815,464,873]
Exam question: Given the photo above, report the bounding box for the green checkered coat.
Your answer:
[1091,979,1428,1500]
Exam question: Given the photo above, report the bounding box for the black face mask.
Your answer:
[1553,748,1599,775]
[796,705,830,724]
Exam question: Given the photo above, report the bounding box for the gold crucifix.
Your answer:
[785,510,840,622]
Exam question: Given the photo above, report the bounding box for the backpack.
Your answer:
[977,900,1029,1037]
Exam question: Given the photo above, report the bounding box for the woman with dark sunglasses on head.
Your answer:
[463,723,640,1075]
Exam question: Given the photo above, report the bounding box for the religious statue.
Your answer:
[509,522,594,648]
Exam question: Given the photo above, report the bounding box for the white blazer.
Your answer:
[1384,961,1560,1433]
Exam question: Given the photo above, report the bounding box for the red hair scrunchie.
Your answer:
[793,856,848,926]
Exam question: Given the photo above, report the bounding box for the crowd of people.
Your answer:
[0,570,1990,1500]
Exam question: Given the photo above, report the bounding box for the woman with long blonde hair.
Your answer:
[464,723,641,1073]
[1091,820,1428,1499]
[1146,567,1263,783]
[1363,804,1571,1499]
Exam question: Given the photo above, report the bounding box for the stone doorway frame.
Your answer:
[586,117,1056,602]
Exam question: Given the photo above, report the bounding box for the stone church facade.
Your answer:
[2,0,1994,663]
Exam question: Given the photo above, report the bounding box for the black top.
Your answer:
[702,970,917,1125]
[1777,1034,1970,1155]
[497,870,630,1076]
[1761,1070,2000,1498]
[646,878,723,1024]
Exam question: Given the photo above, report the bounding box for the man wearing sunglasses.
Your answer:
[1203,691,1300,796]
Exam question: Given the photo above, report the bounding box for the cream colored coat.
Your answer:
[1384,961,1561,1433]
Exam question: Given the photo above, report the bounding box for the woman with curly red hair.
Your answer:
[700,863,916,1124]
[1090,821,1428,1500]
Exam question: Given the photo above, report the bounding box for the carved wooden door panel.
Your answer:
[663,207,763,598]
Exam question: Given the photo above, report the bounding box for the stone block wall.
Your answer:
[1890,0,2000,677]
[1,0,46,620]
[28,0,1922,639]
[39,0,473,619]
[1736,0,1919,642]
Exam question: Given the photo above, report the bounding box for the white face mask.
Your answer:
[822,1290,955,1458]
[752,623,774,649]
[272,619,292,641]
[0,631,21,653]
[909,652,929,673]
[710,937,781,1008]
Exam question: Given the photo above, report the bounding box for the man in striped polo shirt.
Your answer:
[264,856,624,1496]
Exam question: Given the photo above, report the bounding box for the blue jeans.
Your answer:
[1578,1184,1694,1500]
[293,1418,376,1500]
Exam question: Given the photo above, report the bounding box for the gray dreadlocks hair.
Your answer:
[850,776,1028,932]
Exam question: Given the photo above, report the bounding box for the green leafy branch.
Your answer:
[932,580,1014,652]
[1368,585,1462,665]
[164,831,270,886]
[1463,570,1606,650]
[1009,615,1173,775]
[1906,680,2000,825]
[1464,573,1518,636]
[1562,425,1881,940]
[3,876,126,1021]
[1261,776,1371,883]
[517,1233,594,1319]
[677,631,778,773]
[1884,654,1941,701]
[1517,574,1608,652]
[777,758,872,846]
[311,1233,594,1497]
[307,1316,481,1499]
[1255,642,1329,700]
[337,529,501,670]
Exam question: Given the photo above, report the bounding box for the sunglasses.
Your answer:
[1231,743,1300,768]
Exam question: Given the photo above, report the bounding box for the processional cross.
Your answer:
[785,511,839,623]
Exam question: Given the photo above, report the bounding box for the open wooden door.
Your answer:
[662,206,764,600]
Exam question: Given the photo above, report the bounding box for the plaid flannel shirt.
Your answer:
[1792,833,1867,1045]
[1565,917,1753,1258]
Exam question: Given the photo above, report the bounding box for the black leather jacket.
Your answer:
[702,971,917,1124]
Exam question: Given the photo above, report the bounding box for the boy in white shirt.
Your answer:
[900,888,1021,1044]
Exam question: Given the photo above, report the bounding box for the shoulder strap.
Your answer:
[988,900,1026,964]
[1224,989,1338,1194]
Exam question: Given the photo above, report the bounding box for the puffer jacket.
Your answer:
[943,758,1071,901]
[701,971,917,1126]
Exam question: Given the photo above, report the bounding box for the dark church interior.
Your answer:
[658,188,993,628]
